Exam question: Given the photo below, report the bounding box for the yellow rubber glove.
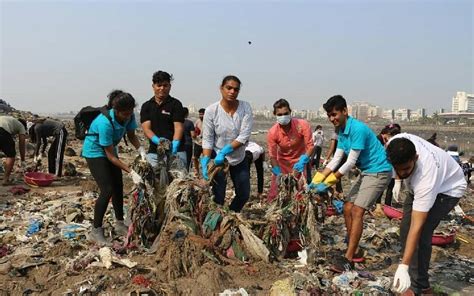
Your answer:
[323,172,338,187]
[311,172,325,184]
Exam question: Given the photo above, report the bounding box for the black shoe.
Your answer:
[330,255,354,273]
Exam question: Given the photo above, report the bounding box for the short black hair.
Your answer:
[315,125,322,130]
[273,98,291,115]
[323,95,347,113]
[152,71,173,84]
[198,108,205,114]
[386,138,417,166]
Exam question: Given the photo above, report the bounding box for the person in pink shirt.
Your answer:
[267,99,314,201]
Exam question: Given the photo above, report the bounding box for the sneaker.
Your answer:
[89,227,109,246]
[330,255,354,273]
[114,220,129,236]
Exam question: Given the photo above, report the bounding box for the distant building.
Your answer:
[395,108,411,121]
[452,91,474,113]
[383,109,395,121]
[411,108,426,121]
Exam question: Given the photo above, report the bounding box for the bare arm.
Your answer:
[141,120,156,140]
[173,122,184,141]
[126,130,141,150]
[104,145,131,173]
[18,134,26,161]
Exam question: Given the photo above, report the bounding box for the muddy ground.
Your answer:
[0,122,473,295]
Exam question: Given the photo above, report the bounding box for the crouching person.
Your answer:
[387,134,467,295]
[82,90,145,245]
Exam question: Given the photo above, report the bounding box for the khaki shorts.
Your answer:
[346,171,392,209]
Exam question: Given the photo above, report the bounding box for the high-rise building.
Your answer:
[452,91,474,113]
[395,108,411,121]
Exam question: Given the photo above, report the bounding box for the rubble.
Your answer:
[0,120,472,295]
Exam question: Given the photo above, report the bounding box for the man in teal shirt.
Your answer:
[309,95,392,272]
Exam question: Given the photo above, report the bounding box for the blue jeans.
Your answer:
[212,159,250,212]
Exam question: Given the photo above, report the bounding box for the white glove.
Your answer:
[262,161,269,171]
[392,264,410,293]
[393,179,402,203]
[129,170,143,185]
[322,159,329,167]
[138,146,146,161]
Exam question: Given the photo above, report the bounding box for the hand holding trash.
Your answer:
[393,179,402,202]
[151,135,161,145]
[138,146,147,162]
[322,158,329,167]
[129,170,143,185]
[214,144,233,166]
[200,156,210,181]
[392,264,410,293]
[293,154,310,173]
[171,140,180,155]
[306,182,328,193]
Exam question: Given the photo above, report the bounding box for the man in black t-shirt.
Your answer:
[140,71,185,168]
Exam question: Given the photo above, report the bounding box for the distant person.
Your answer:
[245,141,265,199]
[140,70,186,169]
[309,95,392,272]
[306,125,324,181]
[82,90,145,245]
[29,118,68,177]
[182,107,195,171]
[0,116,26,185]
[387,134,466,295]
[201,75,253,212]
[192,108,205,176]
[267,99,314,200]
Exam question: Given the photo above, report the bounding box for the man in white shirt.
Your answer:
[245,141,266,199]
[387,133,467,295]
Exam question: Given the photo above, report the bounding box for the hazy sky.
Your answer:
[1,0,472,114]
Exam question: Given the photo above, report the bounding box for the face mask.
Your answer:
[276,115,291,125]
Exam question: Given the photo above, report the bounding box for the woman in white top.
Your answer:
[201,75,253,212]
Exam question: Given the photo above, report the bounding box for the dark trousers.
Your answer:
[245,151,264,194]
[400,193,459,293]
[184,144,193,171]
[48,128,67,177]
[311,146,322,168]
[212,159,250,212]
[86,157,124,228]
[376,178,394,205]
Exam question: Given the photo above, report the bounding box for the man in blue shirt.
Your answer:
[309,95,392,272]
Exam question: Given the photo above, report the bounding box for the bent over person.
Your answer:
[29,118,68,177]
[0,116,26,185]
[309,95,392,272]
[387,134,466,295]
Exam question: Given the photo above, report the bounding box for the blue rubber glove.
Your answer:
[306,182,328,193]
[293,154,310,173]
[171,140,180,155]
[214,144,234,166]
[315,183,329,193]
[200,156,210,181]
[332,200,344,214]
[151,135,161,145]
[271,166,282,176]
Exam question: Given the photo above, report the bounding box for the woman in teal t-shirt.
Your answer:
[83,90,145,245]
